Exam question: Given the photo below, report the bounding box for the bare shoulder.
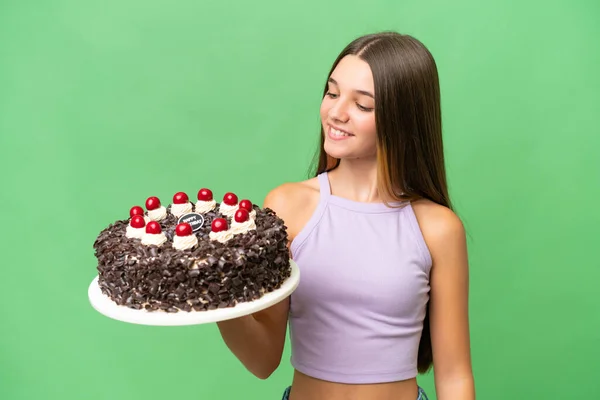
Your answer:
[249,178,320,321]
[263,178,320,242]
[414,199,474,385]
[263,178,319,212]
[411,199,464,237]
[411,198,467,264]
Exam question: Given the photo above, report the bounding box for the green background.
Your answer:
[1,0,598,399]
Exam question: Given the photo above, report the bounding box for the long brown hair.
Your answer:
[311,32,452,374]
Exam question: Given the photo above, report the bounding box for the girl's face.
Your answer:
[320,55,377,161]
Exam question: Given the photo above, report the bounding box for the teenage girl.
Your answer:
[217,31,475,400]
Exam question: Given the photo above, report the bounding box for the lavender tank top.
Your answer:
[288,172,432,384]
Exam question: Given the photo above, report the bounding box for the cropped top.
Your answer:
[288,172,432,384]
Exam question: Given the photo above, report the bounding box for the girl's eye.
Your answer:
[325,92,373,112]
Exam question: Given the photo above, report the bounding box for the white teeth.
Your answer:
[331,127,350,137]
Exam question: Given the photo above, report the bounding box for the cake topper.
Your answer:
[195,188,216,213]
[223,192,238,206]
[170,191,193,218]
[173,192,189,204]
[130,206,144,218]
[146,196,161,210]
[177,212,205,232]
[145,221,162,234]
[231,208,257,235]
[173,222,198,250]
[130,215,146,228]
[239,199,256,219]
[125,214,146,239]
[239,199,253,212]
[209,217,234,243]
[176,222,193,236]
[234,208,249,223]
[197,188,213,201]
[141,221,167,246]
[145,196,167,221]
[219,192,239,217]
[211,218,228,232]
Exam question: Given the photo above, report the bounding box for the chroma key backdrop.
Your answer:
[1,0,598,399]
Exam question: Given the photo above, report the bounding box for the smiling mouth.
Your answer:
[329,126,354,138]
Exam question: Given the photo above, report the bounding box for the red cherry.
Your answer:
[239,199,253,212]
[223,192,238,206]
[145,196,161,210]
[197,188,213,201]
[130,206,144,218]
[234,209,249,223]
[130,215,146,229]
[175,223,193,237]
[173,192,189,204]
[211,218,228,232]
[146,221,162,234]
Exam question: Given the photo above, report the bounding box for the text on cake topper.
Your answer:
[177,213,205,232]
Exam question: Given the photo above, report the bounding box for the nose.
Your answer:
[328,98,349,123]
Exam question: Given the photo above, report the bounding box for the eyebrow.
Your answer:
[328,78,374,99]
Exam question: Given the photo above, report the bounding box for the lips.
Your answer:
[327,125,354,140]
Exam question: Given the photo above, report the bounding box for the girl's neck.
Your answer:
[327,158,381,203]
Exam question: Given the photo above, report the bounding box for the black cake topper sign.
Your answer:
[177,212,205,232]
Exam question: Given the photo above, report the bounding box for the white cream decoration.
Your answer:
[147,206,167,221]
[231,218,256,235]
[219,203,237,217]
[195,199,216,213]
[170,202,193,218]
[126,225,145,239]
[209,230,234,243]
[173,234,198,250]
[141,232,167,246]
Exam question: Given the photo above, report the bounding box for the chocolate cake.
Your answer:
[93,189,291,313]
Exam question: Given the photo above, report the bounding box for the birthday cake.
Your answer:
[93,188,290,313]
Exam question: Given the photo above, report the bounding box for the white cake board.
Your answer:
[88,260,300,326]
